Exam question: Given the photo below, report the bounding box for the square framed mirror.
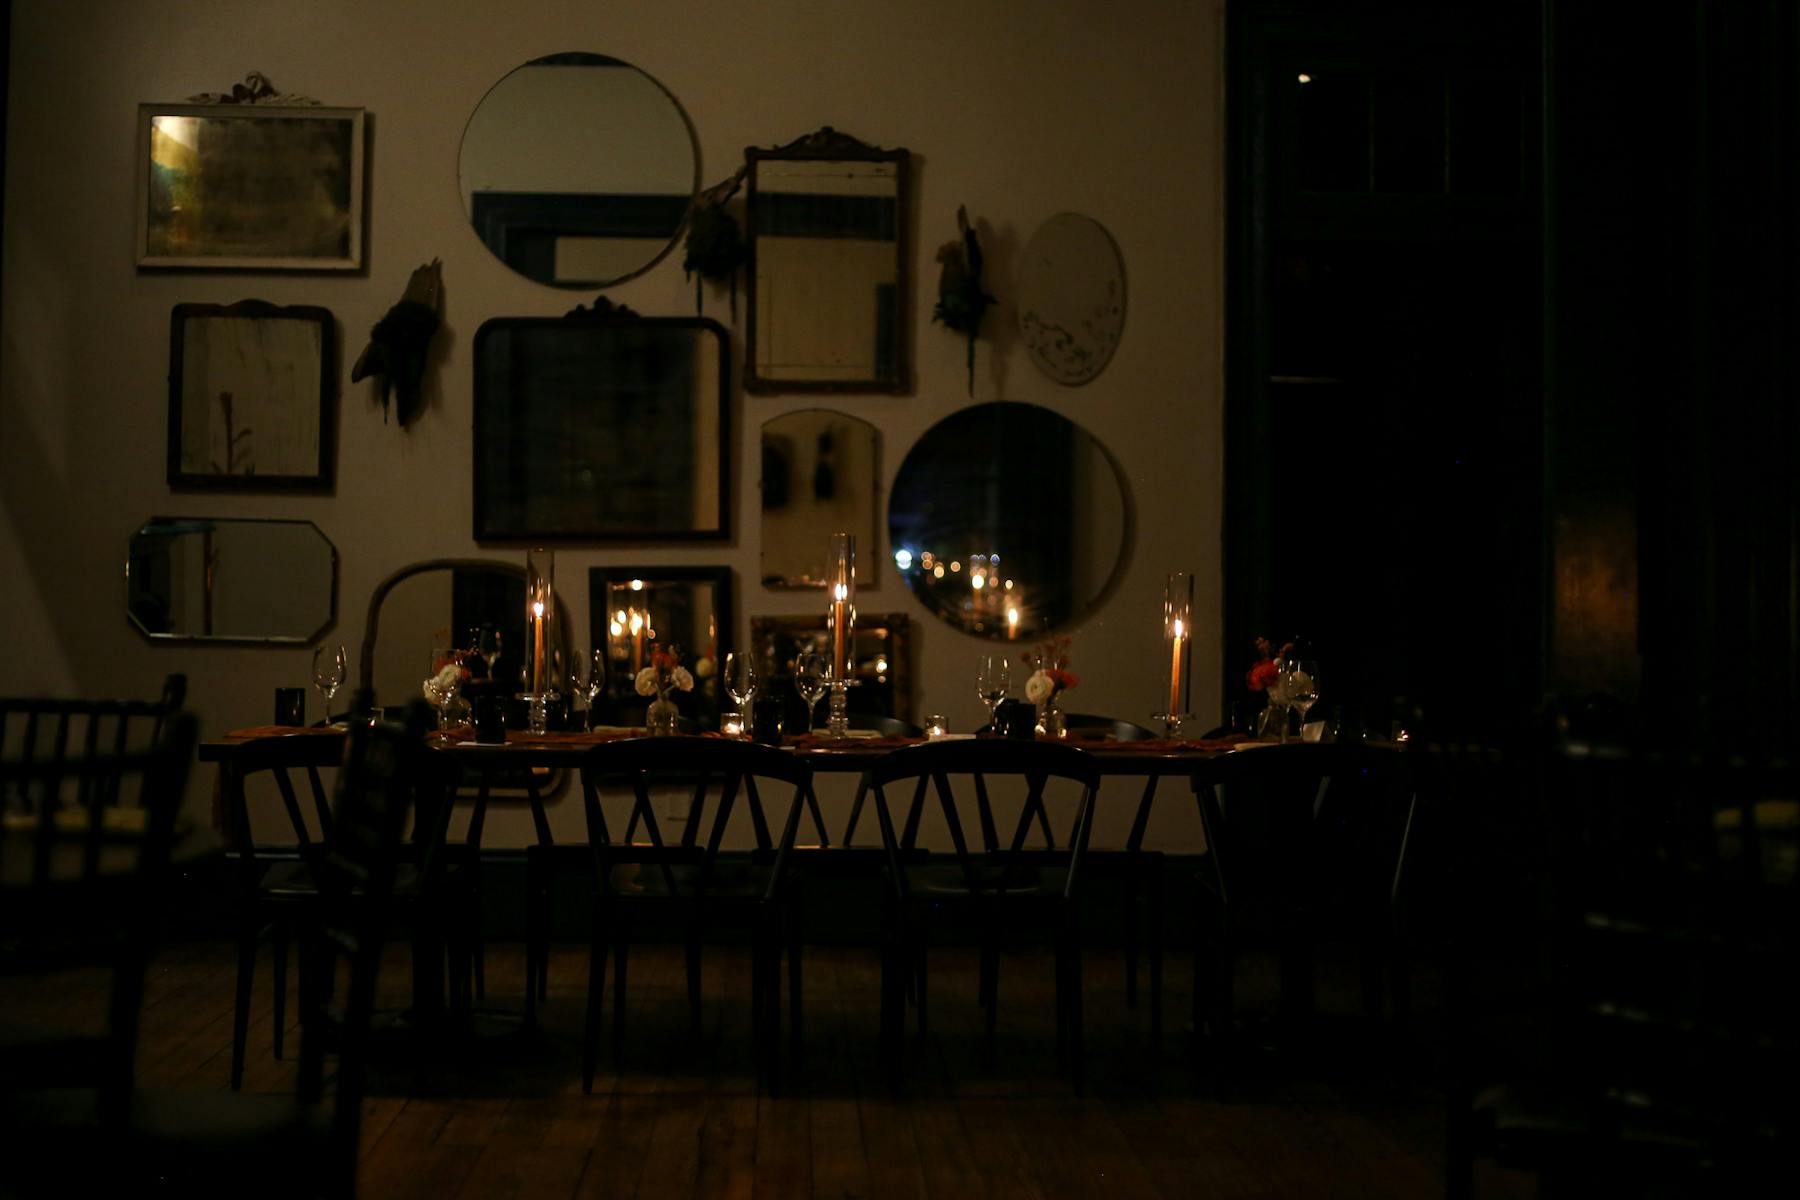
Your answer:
[588,566,733,731]
[751,611,912,724]
[744,128,910,394]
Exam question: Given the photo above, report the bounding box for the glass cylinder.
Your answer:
[525,547,555,696]
[1160,571,1193,732]
[827,533,855,736]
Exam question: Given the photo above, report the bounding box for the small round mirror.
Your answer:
[1017,213,1126,385]
[458,53,698,288]
[888,402,1129,639]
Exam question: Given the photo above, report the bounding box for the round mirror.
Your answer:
[458,53,698,288]
[1017,213,1126,385]
[888,403,1129,638]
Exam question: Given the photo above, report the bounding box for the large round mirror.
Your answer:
[1017,213,1126,385]
[458,53,698,288]
[888,403,1129,638]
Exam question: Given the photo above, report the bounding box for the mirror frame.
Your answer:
[126,516,338,644]
[472,301,730,542]
[587,565,735,731]
[743,127,911,395]
[357,557,573,693]
[750,611,913,723]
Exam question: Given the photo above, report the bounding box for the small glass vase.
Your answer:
[1036,694,1067,740]
[646,691,680,736]
[1256,700,1288,741]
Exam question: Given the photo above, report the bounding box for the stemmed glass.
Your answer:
[975,652,1011,734]
[1286,659,1320,740]
[795,651,831,736]
[474,625,502,678]
[724,651,759,738]
[311,644,346,725]
[575,650,606,731]
[425,649,462,732]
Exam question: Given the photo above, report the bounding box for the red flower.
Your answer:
[1245,637,1293,691]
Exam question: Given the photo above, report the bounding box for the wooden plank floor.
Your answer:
[13,939,1537,1198]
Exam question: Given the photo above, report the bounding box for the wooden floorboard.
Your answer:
[1,937,1542,1199]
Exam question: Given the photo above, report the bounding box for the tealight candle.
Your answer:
[924,714,948,739]
[721,712,745,738]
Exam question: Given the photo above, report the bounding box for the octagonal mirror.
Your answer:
[459,53,698,288]
[126,517,336,643]
[888,403,1129,638]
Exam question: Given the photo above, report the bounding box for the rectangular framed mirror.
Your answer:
[474,306,728,541]
[127,517,337,643]
[744,128,909,394]
[588,566,733,731]
[751,611,912,724]
[761,409,880,588]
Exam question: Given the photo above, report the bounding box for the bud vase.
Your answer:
[1256,701,1288,741]
[646,691,680,736]
[1036,695,1067,739]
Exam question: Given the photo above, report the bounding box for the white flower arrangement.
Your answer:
[634,663,696,696]
[423,661,462,703]
[671,666,695,691]
[1024,669,1055,705]
[634,667,659,697]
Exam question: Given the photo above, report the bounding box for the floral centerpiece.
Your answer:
[1246,636,1293,739]
[634,646,695,735]
[422,652,472,732]
[1022,635,1080,738]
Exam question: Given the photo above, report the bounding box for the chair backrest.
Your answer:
[850,714,923,738]
[0,686,196,1129]
[1061,712,1156,742]
[578,737,815,902]
[293,701,431,1187]
[865,738,1103,901]
[1188,743,1403,910]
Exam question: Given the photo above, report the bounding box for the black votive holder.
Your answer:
[752,696,785,746]
[274,688,305,727]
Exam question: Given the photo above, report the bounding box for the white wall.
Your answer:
[1,0,1225,850]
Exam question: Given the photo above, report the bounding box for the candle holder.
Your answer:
[1153,570,1193,738]
[520,547,557,732]
[826,533,855,736]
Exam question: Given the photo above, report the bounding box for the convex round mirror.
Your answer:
[127,517,336,643]
[459,53,698,288]
[888,403,1128,638]
[1017,213,1126,385]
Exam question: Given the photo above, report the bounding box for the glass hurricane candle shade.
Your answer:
[1156,571,1193,736]
[524,547,555,699]
[826,533,855,735]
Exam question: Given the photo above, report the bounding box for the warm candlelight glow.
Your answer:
[1007,606,1020,639]
[1161,571,1193,726]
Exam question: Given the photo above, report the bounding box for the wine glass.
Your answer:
[473,624,502,679]
[311,644,346,725]
[724,651,759,738]
[576,650,606,731]
[795,651,831,735]
[975,652,1011,734]
[1286,659,1321,740]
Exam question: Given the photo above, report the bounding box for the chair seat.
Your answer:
[259,859,460,900]
[606,860,774,900]
[903,862,1069,899]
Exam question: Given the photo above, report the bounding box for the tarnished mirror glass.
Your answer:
[1018,213,1126,385]
[459,53,698,288]
[745,128,909,392]
[588,566,732,731]
[888,403,1129,638]
[126,517,336,643]
[752,612,911,723]
[761,409,879,588]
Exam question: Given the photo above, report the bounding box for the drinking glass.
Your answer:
[311,644,346,725]
[724,651,759,737]
[473,624,502,678]
[975,652,1011,734]
[577,650,606,731]
[426,649,462,731]
[1286,659,1320,739]
[795,651,830,735]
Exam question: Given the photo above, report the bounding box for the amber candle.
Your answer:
[827,533,855,681]
[1162,571,1193,725]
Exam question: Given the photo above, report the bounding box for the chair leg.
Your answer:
[270,922,288,1061]
[914,934,929,1043]
[231,927,256,1091]
[685,911,703,1036]
[1068,935,1085,1095]
[786,903,804,1066]
[982,934,999,1046]
[1148,870,1165,1045]
[612,916,630,1064]
[524,848,542,1026]
[582,904,609,1094]
[1124,879,1140,1010]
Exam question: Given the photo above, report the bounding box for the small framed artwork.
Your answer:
[167,300,335,490]
[136,104,365,270]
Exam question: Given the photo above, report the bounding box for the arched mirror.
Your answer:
[458,53,698,288]
[888,403,1129,638]
[1017,213,1127,385]
[126,517,336,643]
[358,558,571,707]
[761,408,879,588]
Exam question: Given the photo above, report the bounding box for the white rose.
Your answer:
[672,666,695,691]
[1024,669,1054,705]
[634,667,659,696]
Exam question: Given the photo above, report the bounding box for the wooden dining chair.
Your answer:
[864,738,1103,1091]
[120,703,428,1198]
[576,736,813,1093]
[1186,742,1409,1078]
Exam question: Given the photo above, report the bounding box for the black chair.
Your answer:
[1443,739,1798,1196]
[0,684,197,1158]
[223,693,477,1088]
[1186,742,1408,1074]
[576,737,812,1093]
[865,738,1103,1090]
[122,704,429,1197]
